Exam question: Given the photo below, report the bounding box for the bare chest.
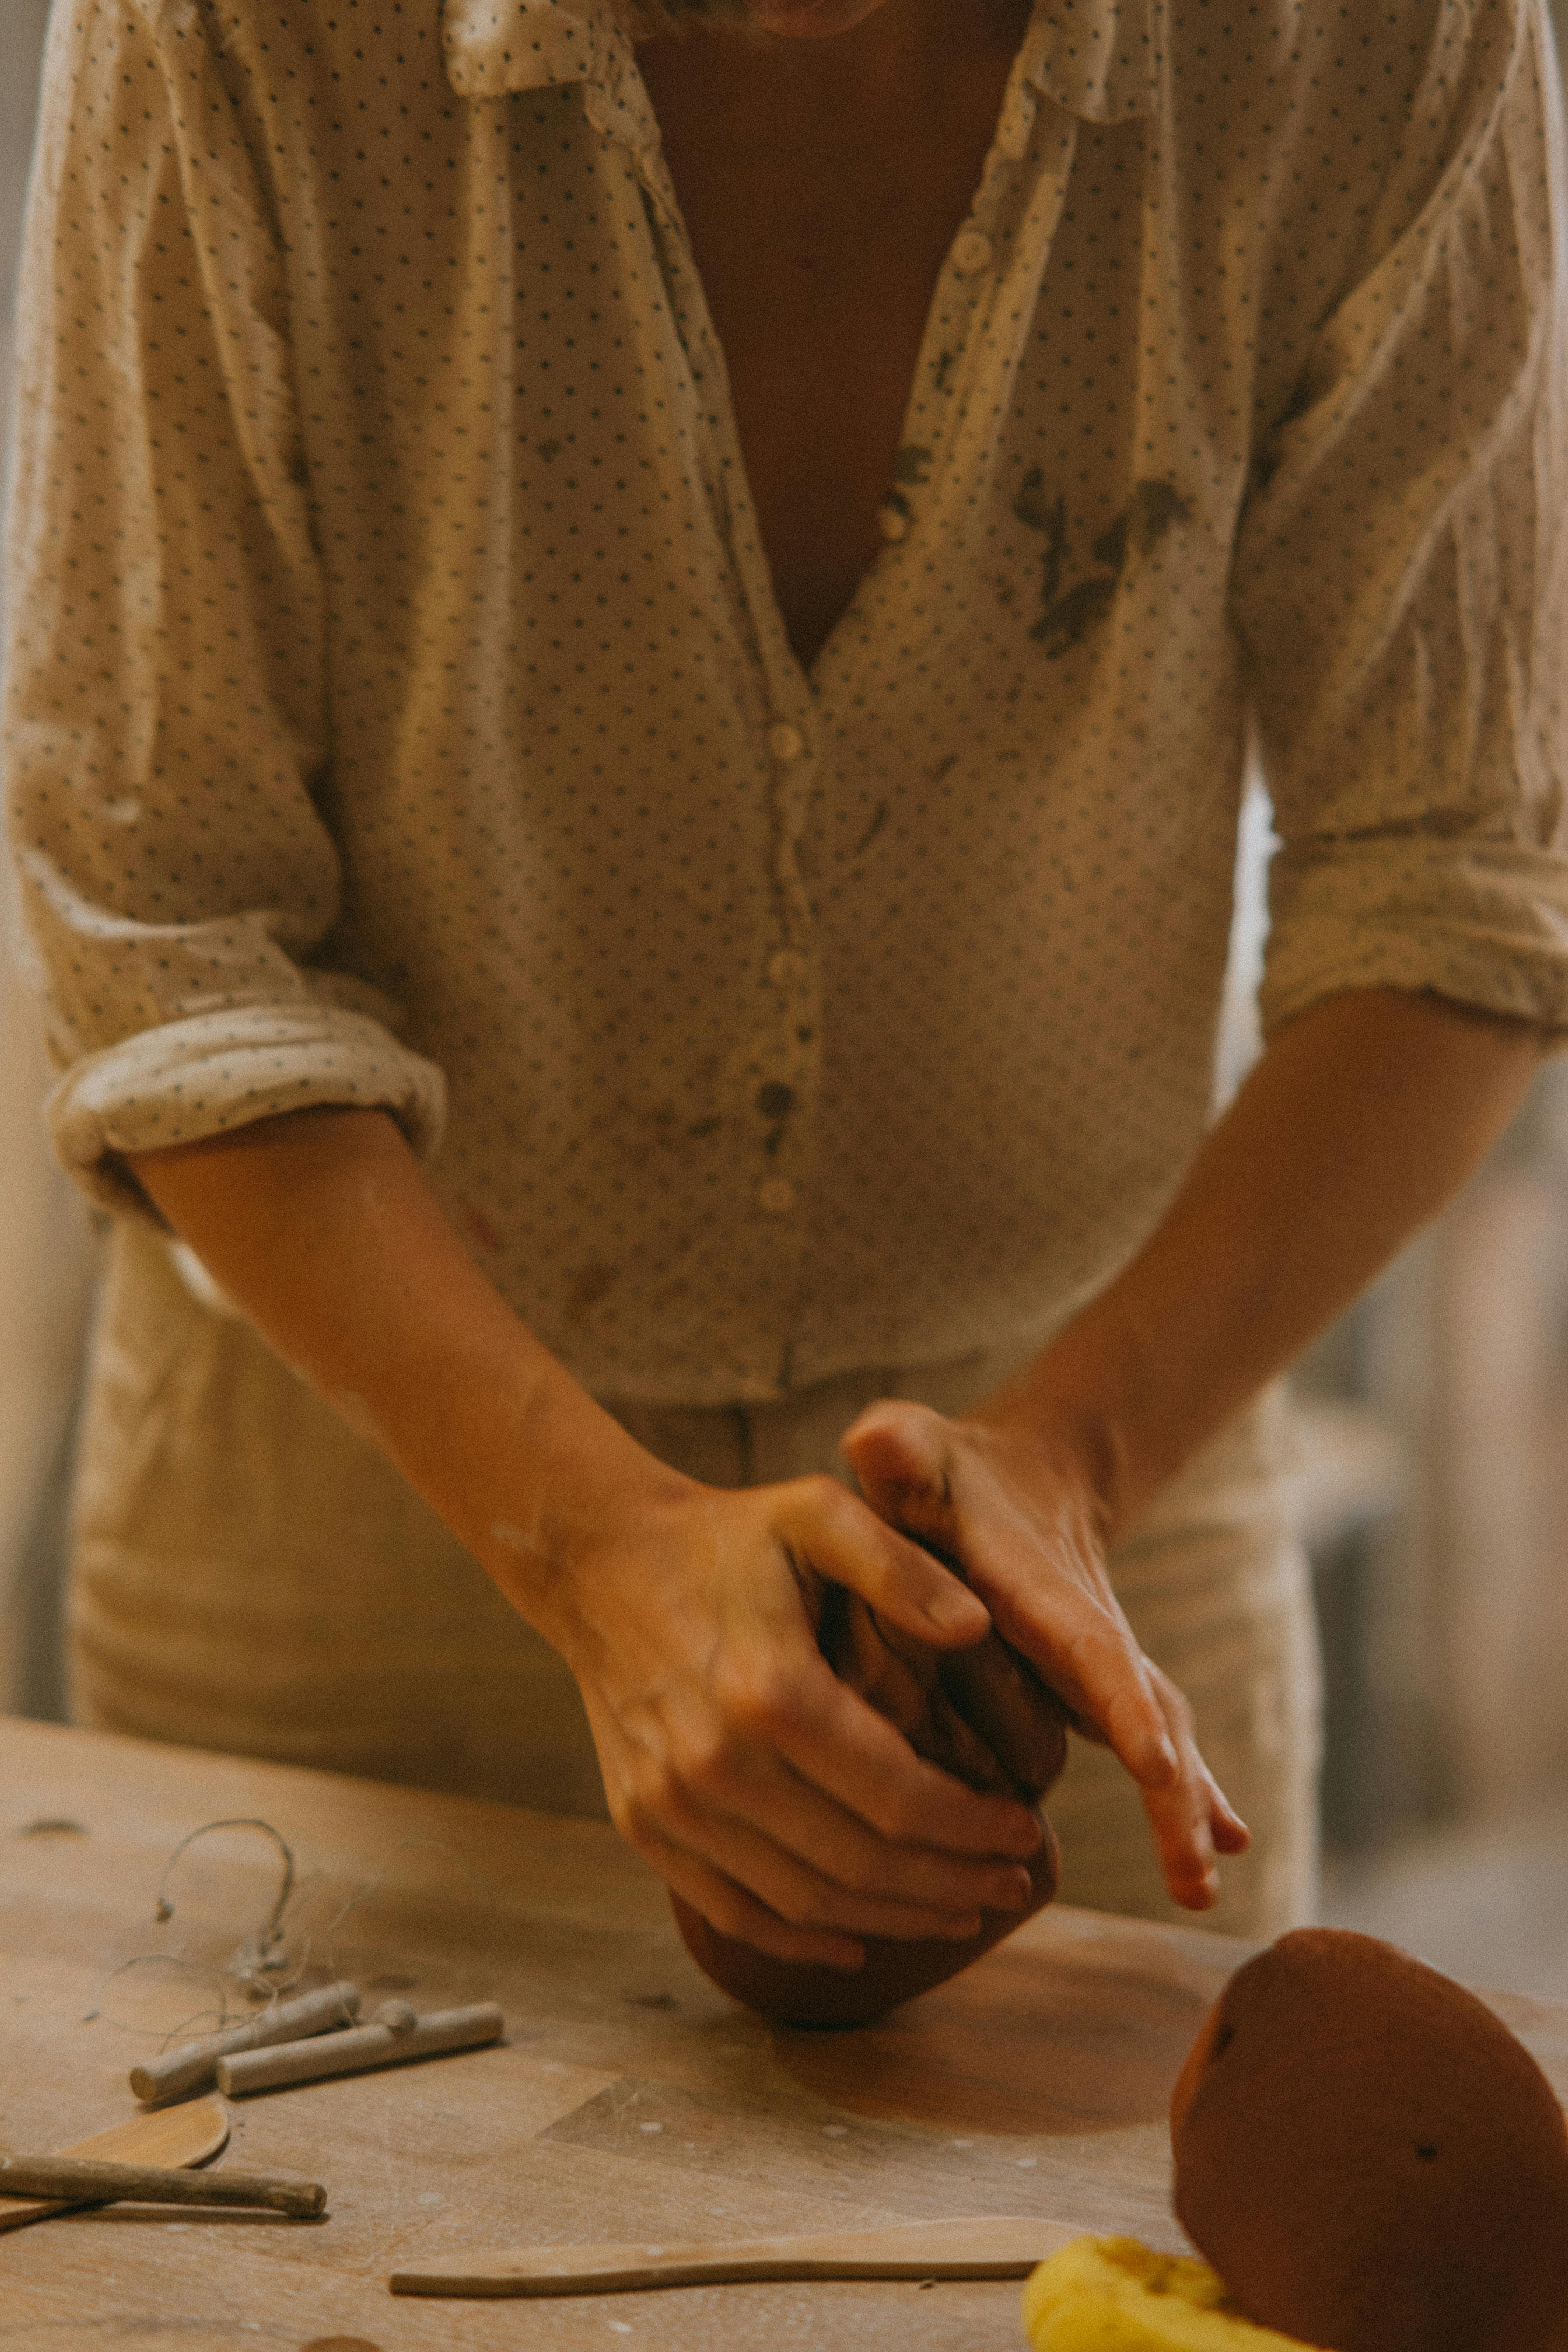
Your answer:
[641,48,1019,671]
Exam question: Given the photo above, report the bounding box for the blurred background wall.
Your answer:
[4,0,1568,1983]
[0,0,94,1721]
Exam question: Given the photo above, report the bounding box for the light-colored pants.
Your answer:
[69,1223,1322,1939]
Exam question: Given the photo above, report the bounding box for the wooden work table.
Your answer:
[4,1717,1567,2350]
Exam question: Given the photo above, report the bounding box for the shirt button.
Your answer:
[951,227,994,277]
[759,1177,797,1217]
[878,505,909,543]
[769,948,808,989]
[768,721,805,763]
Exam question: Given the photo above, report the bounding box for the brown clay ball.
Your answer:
[670,1820,1059,2028]
[673,1595,1070,2028]
[1170,1928,1568,2352]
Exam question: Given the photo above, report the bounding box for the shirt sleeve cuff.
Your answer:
[46,1002,448,1219]
[1259,836,1568,1040]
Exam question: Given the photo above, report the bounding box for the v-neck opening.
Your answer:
[626,1,1054,700]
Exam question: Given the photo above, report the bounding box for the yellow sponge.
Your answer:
[1022,2236,1325,2350]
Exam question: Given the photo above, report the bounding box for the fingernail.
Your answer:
[1008,1811,1046,1855]
[998,1867,1035,1910]
[924,1589,988,1638]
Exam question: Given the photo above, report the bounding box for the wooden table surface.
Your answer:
[4,1717,1567,2351]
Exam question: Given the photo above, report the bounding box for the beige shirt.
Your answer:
[7,0,1568,1405]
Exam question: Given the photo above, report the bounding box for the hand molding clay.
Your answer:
[673,1595,1069,2027]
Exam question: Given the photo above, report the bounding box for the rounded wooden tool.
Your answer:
[0,2095,230,2232]
[390,2213,1084,2297]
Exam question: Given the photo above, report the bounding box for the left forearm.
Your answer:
[1001,987,1546,1536]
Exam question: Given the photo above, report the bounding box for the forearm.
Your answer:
[122,1109,681,1624]
[1005,987,1547,1535]
[125,1107,1049,1961]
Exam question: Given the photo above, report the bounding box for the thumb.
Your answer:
[841,1399,958,1548]
[779,1478,988,1651]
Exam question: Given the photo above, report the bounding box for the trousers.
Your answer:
[69,1222,1322,1939]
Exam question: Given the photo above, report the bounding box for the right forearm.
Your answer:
[122,1107,685,1623]
[121,1102,1209,1957]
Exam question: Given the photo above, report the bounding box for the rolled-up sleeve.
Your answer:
[1234,0,1568,1040]
[2,0,444,1217]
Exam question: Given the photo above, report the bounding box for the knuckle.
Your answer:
[668,1723,731,1797]
[622,1751,682,1831]
[711,1654,804,1741]
[609,1783,661,1849]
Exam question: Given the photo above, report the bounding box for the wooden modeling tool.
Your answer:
[390,2214,1083,2297]
[217,2000,503,2095]
[0,2156,326,2219]
[0,2095,229,2233]
[130,1979,361,2102]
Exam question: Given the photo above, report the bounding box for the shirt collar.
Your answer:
[444,0,1163,124]
[443,0,629,102]
[442,0,664,159]
[1019,0,1163,126]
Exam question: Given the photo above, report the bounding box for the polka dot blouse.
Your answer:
[6,0,1568,1404]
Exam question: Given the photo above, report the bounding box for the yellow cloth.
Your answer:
[1022,2237,1320,2350]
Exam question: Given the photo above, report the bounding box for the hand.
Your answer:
[814,1577,1071,1801]
[840,1398,1250,1909]
[534,1471,1049,1968]
[662,1575,1073,2025]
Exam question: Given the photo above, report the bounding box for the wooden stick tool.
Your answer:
[130,1979,362,2102]
[217,2000,503,2095]
[0,2155,325,2218]
[391,2214,1083,2298]
[0,2099,229,2234]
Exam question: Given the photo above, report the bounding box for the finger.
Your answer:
[1213,1793,1252,1853]
[779,1473,990,1649]
[1145,1776,1220,1909]
[936,1632,1071,1798]
[653,1783,1005,1942]
[644,1834,868,1969]
[841,1396,955,1541]
[1139,1669,1250,1908]
[721,1622,1046,1860]
[825,1594,1023,1796]
[910,1671,1023,1796]
[604,1591,1046,1900]
[655,1716,1042,1925]
[842,1408,1182,1793]
[971,1557,1180,1792]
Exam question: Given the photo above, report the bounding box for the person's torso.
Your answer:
[636,3,1033,670]
[190,0,1441,1399]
